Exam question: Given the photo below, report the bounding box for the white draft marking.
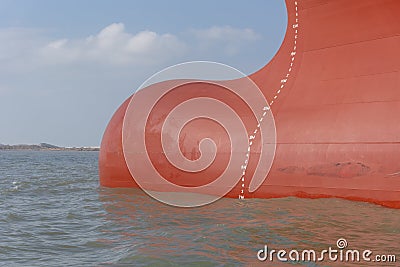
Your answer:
[238,0,299,199]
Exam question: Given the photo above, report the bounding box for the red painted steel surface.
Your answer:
[99,0,400,208]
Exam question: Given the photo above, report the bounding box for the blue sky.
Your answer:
[0,0,287,147]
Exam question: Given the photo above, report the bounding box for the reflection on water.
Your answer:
[0,151,399,266]
[99,188,400,266]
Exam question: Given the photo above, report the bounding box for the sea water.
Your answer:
[0,151,399,266]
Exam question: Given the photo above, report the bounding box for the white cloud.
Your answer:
[0,24,262,70]
[41,23,187,66]
[0,28,45,63]
[191,26,261,56]
[192,26,260,41]
[47,39,68,49]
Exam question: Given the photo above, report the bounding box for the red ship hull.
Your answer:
[99,0,400,208]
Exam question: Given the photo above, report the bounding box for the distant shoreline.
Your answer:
[0,143,99,151]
